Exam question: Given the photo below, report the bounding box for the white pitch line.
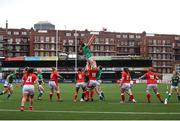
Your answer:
[108,103,180,105]
[0,109,180,115]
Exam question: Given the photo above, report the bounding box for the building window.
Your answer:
[40,52,44,56]
[81,33,85,37]
[35,52,39,56]
[24,39,28,43]
[175,36,179,40]
[105,38,109,44]
[45,52,49,56]
[51,37,55,43]
[15,53,20,56]
[0,35,3,40]
[0,43,3,48]
[15,46,20,51]
[104,46,109,51]
[124,41,128,46]
[69,47,74,52]
[110,39,114,44]
[14,31,19,35]
[116,35,121,38]
[63,39,66,45]
[110,46,114,51]
[35,36,39,42]
[162,40,166,45]
[99,38,104,44]
[51,52,55,56]
[45,37,49,42]
[100,46,104,51]
[15,38,21,44]
[22,32,27,35]
[136,35,141,39]
[40,44,44,50]
[66,33,71,37]
[129,35,134,39]
[45,44,49,49]
[40,36,44,42]
[51,44,55,50]
[124,48,128,53]
[68,40,74,45]
[129,42,134,46]
[95,38,99,44]
[35,44,39,49]
[122,34,128,38]
[7,31,11,35]
[129,48,134,53]
[121,41,124,45]
[8,38,13,44]
[105,53,109,56]
[158,40,161,45]
[153,40,156,45]
[7,53,13,57]
[74,33,79,36]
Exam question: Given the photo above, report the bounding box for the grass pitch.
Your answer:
[0,83,180,120]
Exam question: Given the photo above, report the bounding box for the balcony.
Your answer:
[148,51,172,54]
[4,43,29,46]
[92,43,116,46]
[152,58,173,61]
[117,45,139,48]
[91,50,116,53]
[148,44,172,47]
[34,48,56,52]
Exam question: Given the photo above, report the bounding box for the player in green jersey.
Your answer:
[95,65,105,101]
[80,35,97,69]
[164,71,180,104]
[36,69,45,100]
[0,70,18,99]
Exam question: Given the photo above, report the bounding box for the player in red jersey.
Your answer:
[49,67,63,102]
[20,68,39,111]
[139,67,163,103]
[87,65,104,101]
[119,68,136,103]
[73,68,87,102]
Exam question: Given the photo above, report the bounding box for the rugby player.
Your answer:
[139,67,163,103]
[20,68,39,111]
[119,68,136,103]
[164,71,180,104]
[0,70,18,99]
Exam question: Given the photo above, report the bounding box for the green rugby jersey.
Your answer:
[171,75,180,86]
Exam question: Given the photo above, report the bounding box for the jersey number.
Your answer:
[92,73,96,77]
[26,76,32,83]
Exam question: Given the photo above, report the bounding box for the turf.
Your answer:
[0,83,180,120]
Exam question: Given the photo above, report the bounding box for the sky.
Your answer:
[0,0,180,34]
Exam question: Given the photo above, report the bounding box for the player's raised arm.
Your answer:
[87,34,96,46]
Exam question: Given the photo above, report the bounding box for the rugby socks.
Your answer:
[38,92,43,98]
[121,94,125,102]
[130,95,135,101]
[74,94,77,101]
[86,91,89,100]
[56,93,60,100]
[167,93,171,101]
[147,94,151,103]
[90,90,94,101]
[156,93,163,103]
[49,93,53,101]
[7,93,11,99]
[29,106,33,111]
